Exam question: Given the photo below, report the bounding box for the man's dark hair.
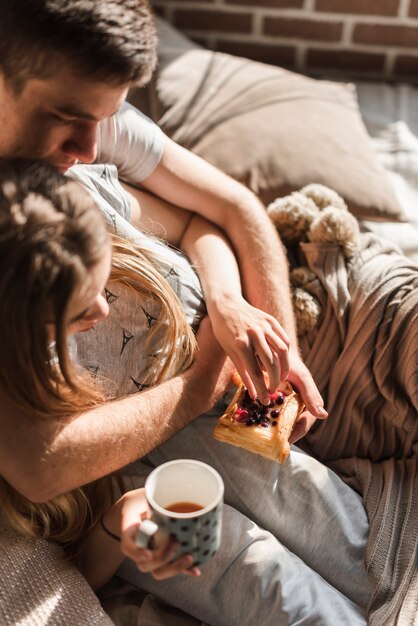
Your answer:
[0,0,157,90]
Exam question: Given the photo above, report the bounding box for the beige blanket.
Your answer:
[297,234,418,625]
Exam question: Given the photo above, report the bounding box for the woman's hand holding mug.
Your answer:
[113,459,224,580]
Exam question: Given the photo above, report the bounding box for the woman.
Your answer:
[0,159,371,625]
[0,158,201,587]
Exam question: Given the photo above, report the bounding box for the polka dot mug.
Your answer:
[135,459,224,567]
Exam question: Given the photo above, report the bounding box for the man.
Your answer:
[0,0,327,499]
[0,2,371,624]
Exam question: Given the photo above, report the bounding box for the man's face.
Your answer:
[0,66,129,171]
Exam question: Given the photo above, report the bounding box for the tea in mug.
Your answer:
[165,501,204,514]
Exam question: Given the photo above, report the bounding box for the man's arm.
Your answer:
[139,137,327,421]
[0,320,233,503]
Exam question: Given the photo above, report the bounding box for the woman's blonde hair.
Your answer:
[0,159,196,554]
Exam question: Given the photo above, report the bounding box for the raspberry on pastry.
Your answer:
[213,374,304,464]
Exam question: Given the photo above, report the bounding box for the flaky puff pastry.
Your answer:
[213,374,304,464]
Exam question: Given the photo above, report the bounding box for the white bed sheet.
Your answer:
[355,81,418,261]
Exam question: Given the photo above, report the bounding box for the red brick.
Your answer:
[264,17,343,41]
[216,40,296,67]
[353,23,418,48]
[153,4,165,17]
[155,0,213,3]
[315,0,399,16]
[393,55,418,79]
[225,0,303,7]
[174,9,252,33]
[306,48,385,72]
[409,0,418,17]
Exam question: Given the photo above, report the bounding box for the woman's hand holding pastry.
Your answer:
[209,294,290,404]
[207,294,328,441]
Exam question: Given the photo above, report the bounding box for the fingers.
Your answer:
[236,350,273,404]
[118,489,201,582]
[236,322,290,403]
[287,359,327,420]
[122,530,201,580]
[285,354,327,445]
[238,351,281,405]
[288,410,317,444]
[238,367,258,403]
[152,557,201,580]
[252,332,290,394]
[137,542,201,580]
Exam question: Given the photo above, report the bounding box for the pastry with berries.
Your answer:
[213,374,304,464]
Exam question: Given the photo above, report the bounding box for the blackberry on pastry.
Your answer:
[213,374,304,464]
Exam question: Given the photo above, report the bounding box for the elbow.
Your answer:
[6,464,67,504]
[12,482,57,505]
[23,470,69,503]
[22,486,60,504]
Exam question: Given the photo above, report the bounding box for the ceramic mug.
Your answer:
[135,459,224,567]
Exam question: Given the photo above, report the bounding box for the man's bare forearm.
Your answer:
[223,189,298,346]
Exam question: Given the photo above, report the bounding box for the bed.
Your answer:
[112,17,418,625]
[1,16,417,626]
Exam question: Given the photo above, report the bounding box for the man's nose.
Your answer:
[62,122,98,164]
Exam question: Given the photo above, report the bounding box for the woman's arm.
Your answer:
[180,214,290,403]
[121,182,290,402]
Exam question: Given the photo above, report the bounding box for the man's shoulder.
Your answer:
[97,102,164,182]
[99,101,156,136]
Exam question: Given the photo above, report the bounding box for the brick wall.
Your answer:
[152,0,418,82]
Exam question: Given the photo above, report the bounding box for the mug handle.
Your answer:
[135,518,159,549]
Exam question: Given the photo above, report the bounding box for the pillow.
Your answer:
[128,18,404,222]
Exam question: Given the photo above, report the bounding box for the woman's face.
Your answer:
[66,246,112,336]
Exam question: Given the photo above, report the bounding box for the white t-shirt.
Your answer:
[96,100,164,183]
[67,101,164,224]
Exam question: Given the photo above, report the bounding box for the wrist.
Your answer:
[181,355,227,416]
[206,291,242,318]
[101,499,123,540]
[181,368,211,415]
[288,342,302,359]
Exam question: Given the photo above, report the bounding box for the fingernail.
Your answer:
[190,567,201,576]
[316,406,328,418]
[137,550,152,562]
